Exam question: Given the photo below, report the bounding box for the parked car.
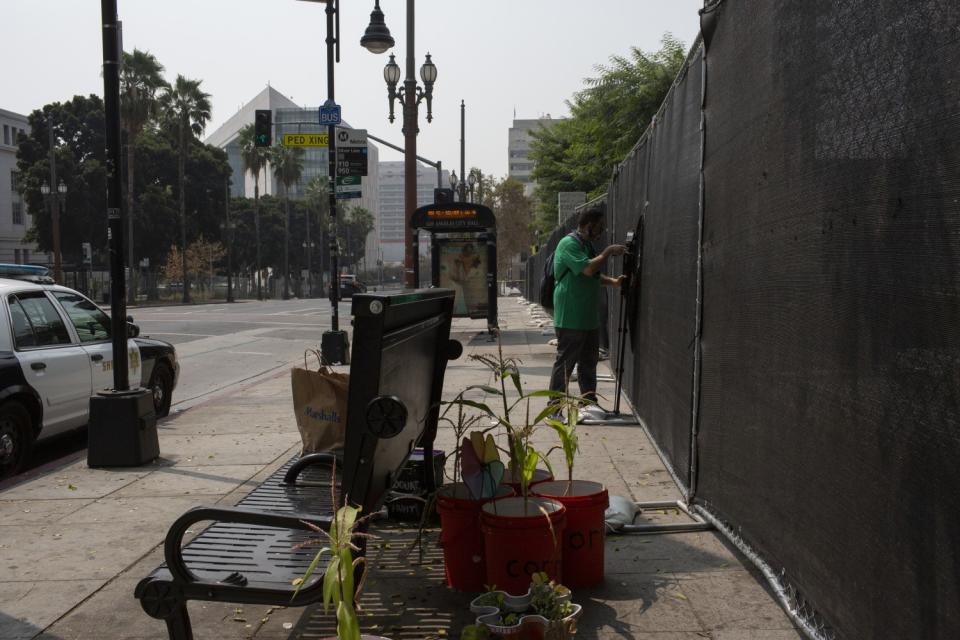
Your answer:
[336,274,368,298]
[0,277,179,478]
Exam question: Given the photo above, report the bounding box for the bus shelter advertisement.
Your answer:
[438,239,488,317]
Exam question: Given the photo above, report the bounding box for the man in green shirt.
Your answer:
[549,207,626,407]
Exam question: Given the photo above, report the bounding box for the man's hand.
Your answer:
[603,244,627,258]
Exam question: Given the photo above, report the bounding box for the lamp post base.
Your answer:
[87,389,159,468]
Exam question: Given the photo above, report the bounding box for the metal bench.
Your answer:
[135,290,458,640]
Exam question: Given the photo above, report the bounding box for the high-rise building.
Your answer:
[205,86,381,268]
[376,160,449,264]
[0,108,44,265]
[507,116,566,196]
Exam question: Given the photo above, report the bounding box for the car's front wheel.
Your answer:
[0,401,33,480]
[149,363,173,418]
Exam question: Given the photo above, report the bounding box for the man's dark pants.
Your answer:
[549,327,599,401]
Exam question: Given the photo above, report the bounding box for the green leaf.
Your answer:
[339,548,355,609]
[507,367,523,396]
[336,599,362,640]
[323,555,341,611]
[463,384,502,395]
[454,399,497,416]
[293,546,330,600]
[524,389,569,400]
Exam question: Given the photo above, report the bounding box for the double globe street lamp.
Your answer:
[360,0,438,288]
[39,180,66,281]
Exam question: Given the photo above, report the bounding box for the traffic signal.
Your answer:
[254,109,272,147]
[434,187,454,204]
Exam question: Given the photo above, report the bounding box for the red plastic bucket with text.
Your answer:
[532,480,608,587]
[480,496,567,595]
[500,467,554,495]
[437,483,513,591]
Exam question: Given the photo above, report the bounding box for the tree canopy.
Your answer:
[529,35,687,231]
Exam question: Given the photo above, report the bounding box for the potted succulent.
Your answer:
[469,573,581,640]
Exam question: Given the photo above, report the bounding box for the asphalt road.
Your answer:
[132,298,351,412]
[17,297,352,478]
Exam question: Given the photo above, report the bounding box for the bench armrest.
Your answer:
[283,452,341,485]
[164,505,333,585]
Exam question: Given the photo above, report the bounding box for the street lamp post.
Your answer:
[302,241,315,296]
[221,177,235,303]
[467,170,477,203]
[362,0,437,289]
[40,180,66,278]
[44,123,65,282]
[449,171,459,201]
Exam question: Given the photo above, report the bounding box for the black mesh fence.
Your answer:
[523,1,960,637]
[695,1,960,637]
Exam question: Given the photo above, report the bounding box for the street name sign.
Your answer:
[282,133,329,147]
[336,176,362,199]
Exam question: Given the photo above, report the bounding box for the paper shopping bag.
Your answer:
[291,351,349,453]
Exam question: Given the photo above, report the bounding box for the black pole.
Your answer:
[319,0,349,365]
[255,168,262,300]
[89,0,159,469]
[101,0,128,391]
[225,178,233,302]
[327,0,340,330]
[460,100,465,202]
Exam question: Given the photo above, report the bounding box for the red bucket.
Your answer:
[480,496,566,595]
[437,483,513,591]
[532,480,608,587]
[500,467,554,495]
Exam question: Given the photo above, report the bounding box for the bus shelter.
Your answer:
[411,202,497,329]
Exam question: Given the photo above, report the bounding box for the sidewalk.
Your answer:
[0,298,802,640]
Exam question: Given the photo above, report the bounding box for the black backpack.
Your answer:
[538,232,584,309]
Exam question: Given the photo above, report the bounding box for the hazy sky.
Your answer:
[5,0,702,180]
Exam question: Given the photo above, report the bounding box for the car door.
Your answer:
[7,291,91,436]
[50,291,141,394]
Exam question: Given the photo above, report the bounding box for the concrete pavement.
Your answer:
[0,297,802,640]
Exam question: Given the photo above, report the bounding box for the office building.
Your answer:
[206,86,381,268]
[507,116,566,196]
[0,108,44,265]
[377,160,448,264]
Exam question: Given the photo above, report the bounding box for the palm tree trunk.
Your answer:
[254,170,262,300]
[179,119,189,304]
[126,139,136,303]
[283,186,290,300]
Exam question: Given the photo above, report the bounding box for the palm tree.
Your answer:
[120,49,167,301]
[160,75,211,304]
[237,124,268,300]
[270,145,305,299]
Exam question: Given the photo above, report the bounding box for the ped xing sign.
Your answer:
[282,133,329,147]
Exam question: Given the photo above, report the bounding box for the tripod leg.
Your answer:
[612,291,629,415]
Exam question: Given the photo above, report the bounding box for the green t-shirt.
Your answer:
[552,233,600,330]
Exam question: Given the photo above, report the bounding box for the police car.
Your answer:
[0,266,178,478]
